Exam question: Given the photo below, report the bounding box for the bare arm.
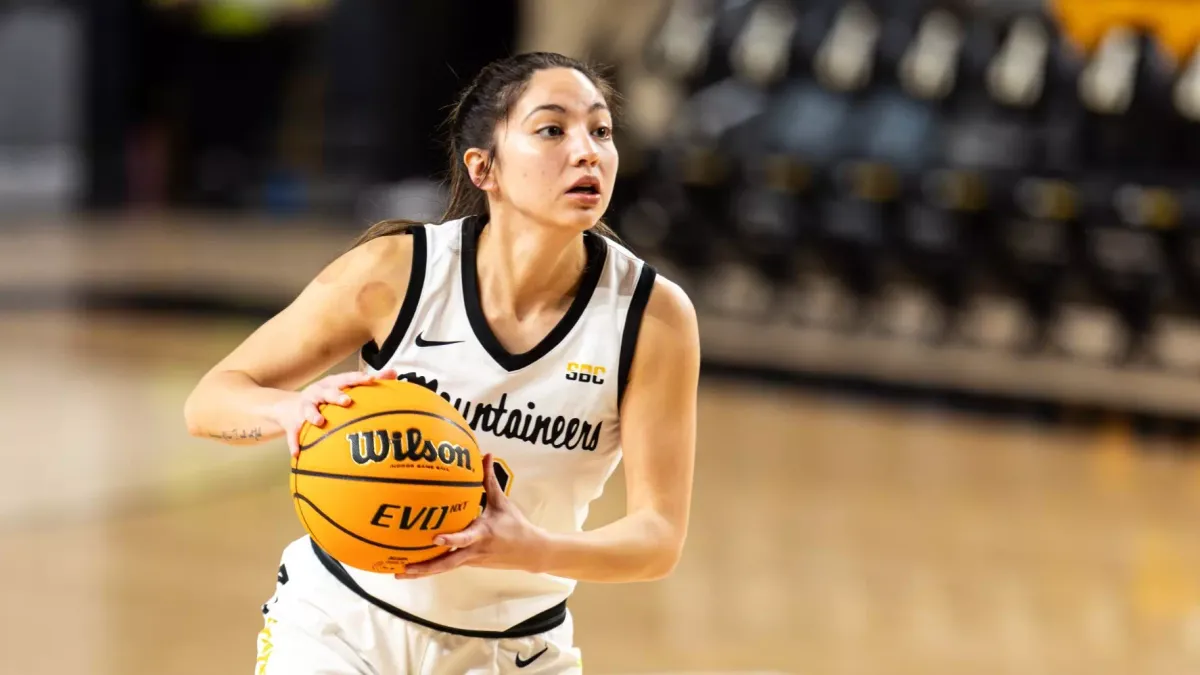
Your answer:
[183,235,412,445]
[535,277,700,582]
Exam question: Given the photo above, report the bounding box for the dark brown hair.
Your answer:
[352,52,622,249]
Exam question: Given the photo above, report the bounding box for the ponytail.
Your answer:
[348,218,425,250]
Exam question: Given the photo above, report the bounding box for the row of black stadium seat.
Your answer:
[607,0,1200,371]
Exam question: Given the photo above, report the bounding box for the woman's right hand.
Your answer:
[272,368,398,458]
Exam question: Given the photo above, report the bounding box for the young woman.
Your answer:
[184,52,700,674]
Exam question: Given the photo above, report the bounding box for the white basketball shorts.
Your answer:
[254,537,584,675]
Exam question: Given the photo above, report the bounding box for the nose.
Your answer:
[570,130,600,168]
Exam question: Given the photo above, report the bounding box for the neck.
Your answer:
[474,207,588,319]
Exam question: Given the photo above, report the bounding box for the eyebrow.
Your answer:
[522,102,609,121]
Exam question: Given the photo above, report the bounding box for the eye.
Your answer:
[593,126,612,139]
[537,125,564,138]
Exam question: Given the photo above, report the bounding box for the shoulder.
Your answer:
[591,235,698,355]
[347,230,417,273]
[315,230,416,292]
[597,236,700,361]
[297,229,421,341]
[619,270,701,411]
[641,274,700,353]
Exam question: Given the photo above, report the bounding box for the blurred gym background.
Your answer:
[6,0,1200,673]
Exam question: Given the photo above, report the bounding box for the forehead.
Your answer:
[513,68,606,115]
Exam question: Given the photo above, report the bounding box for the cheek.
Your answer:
[505,141,560,195]
[602,147,619,187]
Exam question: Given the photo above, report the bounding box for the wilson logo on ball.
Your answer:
[347,429,473,470]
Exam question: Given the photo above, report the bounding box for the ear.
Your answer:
[463,148,497,191]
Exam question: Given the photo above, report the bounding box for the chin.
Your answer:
[553,209,604,233]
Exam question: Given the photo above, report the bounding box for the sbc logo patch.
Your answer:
[565,362,606,385]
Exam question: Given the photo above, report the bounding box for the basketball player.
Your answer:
[183,52,700,674]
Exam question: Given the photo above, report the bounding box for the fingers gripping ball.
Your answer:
[291,379,485,574]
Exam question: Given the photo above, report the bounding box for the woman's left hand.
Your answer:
[395,454,546,578]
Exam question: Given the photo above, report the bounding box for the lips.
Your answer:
[566,176,601,195]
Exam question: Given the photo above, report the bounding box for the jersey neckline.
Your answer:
[460,215,609,373]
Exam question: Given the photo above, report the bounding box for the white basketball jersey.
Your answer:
[321,215,657,634]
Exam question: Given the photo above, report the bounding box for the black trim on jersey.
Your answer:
[309,539,567,639]
[461,215,608,372]
[617,262,657,409]
[361,226,427,370]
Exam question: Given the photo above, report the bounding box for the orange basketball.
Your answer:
[291,379,484,574]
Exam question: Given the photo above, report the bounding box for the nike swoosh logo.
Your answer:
[515,646,549,668]
[415,333,464,348]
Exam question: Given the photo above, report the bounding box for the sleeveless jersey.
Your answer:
[314,215,657,635]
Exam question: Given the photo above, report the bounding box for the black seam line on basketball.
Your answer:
[292,468,484,487]
[293,473,331,563]
[293,494,441,551]
[298,409,476,452]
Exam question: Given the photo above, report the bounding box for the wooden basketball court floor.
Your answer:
[3,307,1200,675]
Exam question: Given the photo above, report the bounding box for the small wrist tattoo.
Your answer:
[209,427,264,441]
